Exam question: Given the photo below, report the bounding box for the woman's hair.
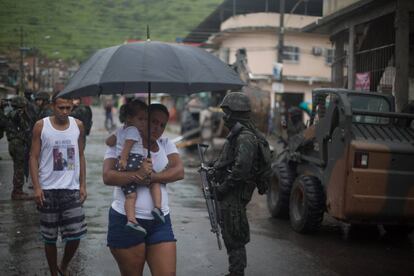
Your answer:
[149,103,169,118]
[125,99,148,119]
[118,104,127,123]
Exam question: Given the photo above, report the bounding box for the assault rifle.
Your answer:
[197,143,222,250]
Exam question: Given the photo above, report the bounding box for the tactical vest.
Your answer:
[214,123,259,203]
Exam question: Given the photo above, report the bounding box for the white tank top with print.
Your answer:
[39,116,80,190]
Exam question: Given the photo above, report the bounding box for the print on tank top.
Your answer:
[53,139,75,171]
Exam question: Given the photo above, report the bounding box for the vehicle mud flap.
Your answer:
[267,161,295,219]
[289,175,325,234]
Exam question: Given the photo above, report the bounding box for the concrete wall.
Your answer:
[221,12,319,31]
[215,13,332,79]
[323,0,361,16]
[215,13,331,82]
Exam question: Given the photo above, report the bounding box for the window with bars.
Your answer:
[283,46,300,63]
[325,49,334,65]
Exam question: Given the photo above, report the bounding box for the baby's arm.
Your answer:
[119,139,135,170]
[105,134,117,147]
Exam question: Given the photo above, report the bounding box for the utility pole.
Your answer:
[32,48,37,91]
[270,0,285,135]
[18,26,30,96]
[277,0,285,64]
[19,26,25,96]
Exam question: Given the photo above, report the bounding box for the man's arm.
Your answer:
[76,119,87,203]
[29,120,44,206]
[150,153,184,184]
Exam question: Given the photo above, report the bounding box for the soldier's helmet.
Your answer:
[35,92,50,101]
[288,107,303,117]
[220,92,251,112]
[11,96,27,108]
[24,89,33,99]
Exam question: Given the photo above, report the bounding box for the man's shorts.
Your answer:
[116,153,144,195]
[107,207,176,248]
[38,189,87,244]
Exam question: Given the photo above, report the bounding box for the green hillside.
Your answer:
[0,0,222,61]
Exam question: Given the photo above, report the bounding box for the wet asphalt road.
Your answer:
[0,107,414,276]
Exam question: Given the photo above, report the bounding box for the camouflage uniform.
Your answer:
[6,96,35,199]
[24,90,39,123]
[213,92,259,276]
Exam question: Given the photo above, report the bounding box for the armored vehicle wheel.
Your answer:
[289,175,325,234]
[267,162,294,219]
[383,225,414,236]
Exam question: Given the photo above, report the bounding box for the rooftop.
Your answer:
[184,0,323,43]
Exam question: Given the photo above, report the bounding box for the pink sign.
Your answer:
[355,72,370,91]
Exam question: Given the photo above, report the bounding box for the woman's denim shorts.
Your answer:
[107,207,176,249]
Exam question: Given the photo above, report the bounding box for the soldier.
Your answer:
[34,91,53,120]
[24,89,39,124]
[24,89,34,102]
[212,92,262,276]
[6,96,35,200]
[286,106,306,139]
[70,97,93,146]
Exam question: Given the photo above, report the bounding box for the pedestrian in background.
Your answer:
[104,98,114,131]
[0,99,7,141]
[71,97,93,147]
[211,92,262,276]
[30,92,87,276]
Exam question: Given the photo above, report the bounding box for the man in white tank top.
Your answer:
[29,93,87,276]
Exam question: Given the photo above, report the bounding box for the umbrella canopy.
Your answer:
[59,41,244,98]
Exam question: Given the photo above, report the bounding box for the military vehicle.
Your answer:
[267,88,414,234]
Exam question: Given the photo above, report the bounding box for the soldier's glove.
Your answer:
[207,168,216,183]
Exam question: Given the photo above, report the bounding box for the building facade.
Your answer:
[185,0,330,132]
[304,0,414,111]
[211,12,331,104]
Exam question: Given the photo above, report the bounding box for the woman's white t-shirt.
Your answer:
[104,137,178,219]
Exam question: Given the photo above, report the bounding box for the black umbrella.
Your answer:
[58,40,244,154]
[59,41,244,97]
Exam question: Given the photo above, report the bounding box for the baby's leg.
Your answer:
[150,183,162,209]
[125,192,138,224]
[150,183,165,223]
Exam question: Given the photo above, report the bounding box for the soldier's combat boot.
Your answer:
[11,191,34,200]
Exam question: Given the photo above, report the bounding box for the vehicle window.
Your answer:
[349,95,390,124]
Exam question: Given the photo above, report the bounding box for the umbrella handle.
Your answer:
[147,82,151,158]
